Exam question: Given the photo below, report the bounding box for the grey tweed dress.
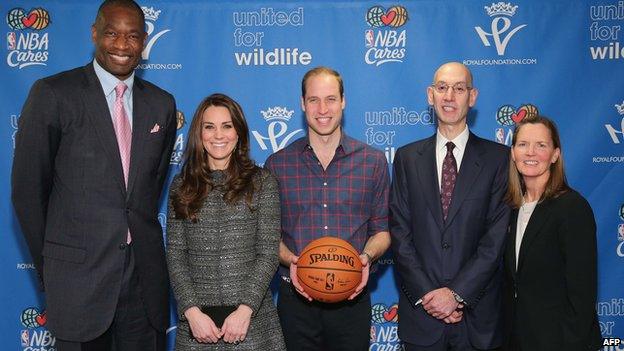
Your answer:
[166,168,286,350]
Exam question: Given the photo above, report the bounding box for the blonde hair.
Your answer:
[505,115,570,208]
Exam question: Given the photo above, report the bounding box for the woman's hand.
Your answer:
[184,306,222,343]
[221,304,252,344]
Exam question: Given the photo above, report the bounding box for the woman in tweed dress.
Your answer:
[166,93,285,350]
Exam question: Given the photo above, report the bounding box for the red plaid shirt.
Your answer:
[264,134,389,276]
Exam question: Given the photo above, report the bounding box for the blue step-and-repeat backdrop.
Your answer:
[1,0,623,349]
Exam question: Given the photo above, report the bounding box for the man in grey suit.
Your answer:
[390,62,510,350]
[11,0,177,350]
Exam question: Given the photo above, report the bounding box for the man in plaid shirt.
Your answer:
[265,66,391,350]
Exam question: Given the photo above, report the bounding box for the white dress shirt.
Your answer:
[93,59,135,129]
[435,125,469,190]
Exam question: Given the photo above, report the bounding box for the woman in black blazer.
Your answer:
[502,115,602,351]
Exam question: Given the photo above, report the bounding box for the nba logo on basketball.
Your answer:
[325,272,335,290]
[20,330,29,347]
[365,30,374,47]
[7,32,16,50]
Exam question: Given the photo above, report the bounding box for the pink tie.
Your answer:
[114,82,132,185]
[114,82,132,243]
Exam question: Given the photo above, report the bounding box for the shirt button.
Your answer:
[324,226,328,230]
[119,243,128,250]
[442,242,450,249]
[323,182,327,186]
[323,204,327,208]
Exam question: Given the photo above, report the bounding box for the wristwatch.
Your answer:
[450,290,465,304]
[362,251,373,263]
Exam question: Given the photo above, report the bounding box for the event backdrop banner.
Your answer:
[1,0,623,350]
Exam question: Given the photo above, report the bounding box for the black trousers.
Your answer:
[277,278,371,351]
[56,244,165,351]
[405,320,492,351]
[404,320,498,351]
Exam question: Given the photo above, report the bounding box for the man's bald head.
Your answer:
[432,62,474,87]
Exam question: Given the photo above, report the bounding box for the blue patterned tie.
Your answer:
[440,142,457,221]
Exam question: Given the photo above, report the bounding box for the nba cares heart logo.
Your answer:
[371,303,399,323]
[495,104,539,126]
[21,12,38,28]
[511,109,526,123]
[6,7,50,30]
[381,10,396,25]
[35,311,47,326]
[383,305,398,322]
[365,5,408,28]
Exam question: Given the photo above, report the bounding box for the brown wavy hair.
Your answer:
[172,93,258,221]
[505,115,570,209]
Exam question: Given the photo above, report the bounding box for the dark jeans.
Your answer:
[277,278,371,351]
[56,244,165,351]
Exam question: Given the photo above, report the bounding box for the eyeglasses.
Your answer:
[431,82,473,95]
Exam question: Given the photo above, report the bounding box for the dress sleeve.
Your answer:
[165,176,199,320]
[240,169,281,315]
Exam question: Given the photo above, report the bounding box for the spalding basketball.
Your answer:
[297,236,363,303]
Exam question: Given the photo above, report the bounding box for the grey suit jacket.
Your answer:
[11,63,177,341]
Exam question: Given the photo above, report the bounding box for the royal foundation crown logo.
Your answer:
[475,2,526,56]
[252,106,303,153]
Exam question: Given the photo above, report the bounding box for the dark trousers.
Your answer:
[56,244,165,351]
[404,320,497,351]
[277,279,371,351]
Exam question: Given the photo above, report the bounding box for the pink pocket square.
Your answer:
[150,123,160,133]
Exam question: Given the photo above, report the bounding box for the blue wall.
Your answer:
[2,1,623,349]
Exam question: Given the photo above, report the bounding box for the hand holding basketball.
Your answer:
[347,253,370,300]
[287,254,312,301]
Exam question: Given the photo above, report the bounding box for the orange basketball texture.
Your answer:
[297,237,363,303]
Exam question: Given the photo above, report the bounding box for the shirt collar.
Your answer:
[92,59,135,98]
[436,124,469,153]
[301,131,353,155]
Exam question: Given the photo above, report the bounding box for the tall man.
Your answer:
[390,62,510,350]
[265,66,391,350]
[11,1,177,349]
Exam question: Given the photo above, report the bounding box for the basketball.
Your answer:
[297,236,363,303]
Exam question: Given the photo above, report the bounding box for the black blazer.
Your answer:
[390,132,510,348]
[12,63,177,341]
[503,190,602,351]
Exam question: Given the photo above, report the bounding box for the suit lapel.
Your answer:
[126,78,151,197]
[81,64,127,193]
[416,136,444,230]
[517,199,552,272]
[443,133,483,228]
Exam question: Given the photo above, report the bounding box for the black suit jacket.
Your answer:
[502,190,602,351]
[390,132,510,348]
[11,63,177,341]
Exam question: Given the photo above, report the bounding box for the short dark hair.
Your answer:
[94,0,145,28]
[301,66,344,98]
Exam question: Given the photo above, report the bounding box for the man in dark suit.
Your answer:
[389,62,510,350]
[11,1,176,350]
